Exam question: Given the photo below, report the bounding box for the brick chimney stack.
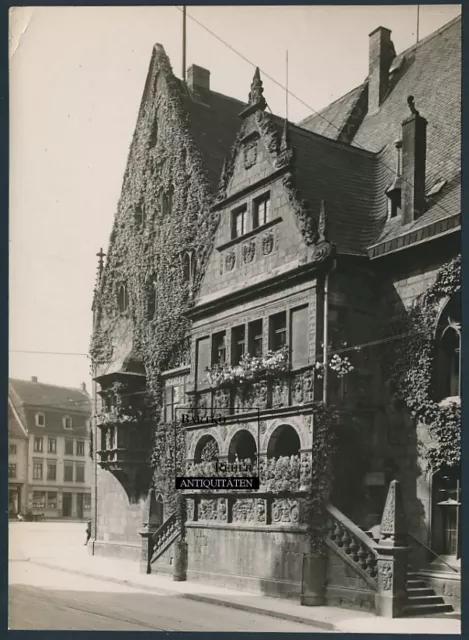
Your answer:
[187,65,210,92]
[401,96,427,224]
[368,27,395,114]
[31,376,38,383]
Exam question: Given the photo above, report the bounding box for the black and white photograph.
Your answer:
[8,4,462,633]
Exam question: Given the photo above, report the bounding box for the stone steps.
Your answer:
[403,570,454,617]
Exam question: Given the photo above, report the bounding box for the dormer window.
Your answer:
[63,416,73,430]
[232,206,247,239]
[253,194,271,228]
[387,198,401,219]
[118,283,129,314]
[35,412,45,427]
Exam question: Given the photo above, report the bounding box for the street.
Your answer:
[9,522,327,632]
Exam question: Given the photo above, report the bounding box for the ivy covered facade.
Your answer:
[90,16,461,614]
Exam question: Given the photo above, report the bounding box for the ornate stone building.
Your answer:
[90,15,461,615]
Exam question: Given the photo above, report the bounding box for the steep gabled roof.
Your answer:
[8,400,28,439]
[300,15,461,252]
[9,379,91,414]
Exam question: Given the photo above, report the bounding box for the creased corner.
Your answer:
[9,7,34,60]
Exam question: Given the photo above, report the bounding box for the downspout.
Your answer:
[322,258,336,405]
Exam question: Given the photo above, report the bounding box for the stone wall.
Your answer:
[325,547,376,612]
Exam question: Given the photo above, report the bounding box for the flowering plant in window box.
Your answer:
[315,342,355,379]
[205,346,289,387]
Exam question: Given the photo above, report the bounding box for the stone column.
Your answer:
[375,479,411,618]
[138,526,153,575]
[173,538,188,581]
[301,553,327,606]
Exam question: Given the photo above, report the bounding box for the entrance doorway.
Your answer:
[62,493,72,517]
[9,487,20,516]
[432,468,461,561]
[77,493,84,519]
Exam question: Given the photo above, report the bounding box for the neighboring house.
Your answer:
[90,16,461,615]
[8,377,92,520]
[8,400,29,516]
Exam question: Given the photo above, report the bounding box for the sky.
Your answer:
[9,4,461,391]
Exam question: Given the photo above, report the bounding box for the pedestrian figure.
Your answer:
[17,512,24,522]
[85,519,91,545]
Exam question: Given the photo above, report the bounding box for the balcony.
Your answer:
[191,365,315,416]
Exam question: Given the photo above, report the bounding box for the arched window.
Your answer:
[436,295,461,400]
[182,251,194,283]
[267,424,300,459]
[117,284,129,314]
[228,429,257,464]
[194,435,219,464]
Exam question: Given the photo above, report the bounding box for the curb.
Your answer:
[26,559,336,631]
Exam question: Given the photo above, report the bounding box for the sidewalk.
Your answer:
[23,547,461,634]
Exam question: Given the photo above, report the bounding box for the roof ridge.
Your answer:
[397,13,461,61]
[9,378,89,395]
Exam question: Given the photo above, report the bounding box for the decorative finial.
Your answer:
[96,247,106,278]
[407,95,419,116]
[318,200,327,243]
[249,67,265,106]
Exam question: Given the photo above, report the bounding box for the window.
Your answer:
[64,462,74,482]
[84,494,92,510]
[32,491,46,509]
[196,337,210,387]
[63,416,73,430]
[254,194,271,228]
[47,492,57,510]
[47,462,57,481]
[161,190,173,216]
[164,384,184,423]
[212,331,226,365]
[48,438,57,454]
[65,439,74,455]
[329,305,348,347]
[33,461,43,480]
[290,306,309,368]
[135,203,145,226]
[269,312,287,351]
[387,198,401,219]
[436,295,461,400]
[76,441,85,456]
[147,279,158,320]
[182,251,194,283]
[232,206,247,239]
[117,283,129,313]
[9,444,17,455]
[232,325,246,365]
[8,464,16,478]
[76,464,85,483]
[35,413,45,427]
[248,319,263,357]
[34,437,43,453]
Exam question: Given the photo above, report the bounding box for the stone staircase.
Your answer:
[403,570,454,617]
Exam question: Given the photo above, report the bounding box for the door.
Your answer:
[62,493,72,517]
[77,493,84,520]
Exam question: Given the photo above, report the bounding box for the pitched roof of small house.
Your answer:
[9,378,91,414]
[8,401,28,439]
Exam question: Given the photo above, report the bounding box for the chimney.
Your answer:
[187,65,210,92]
[81,382,87,392]
[31,376,38,383]
[368,27,395,114]
[401,96,427,224]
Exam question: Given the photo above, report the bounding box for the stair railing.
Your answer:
[149,512,181,564]
[408,532,460,574]
[326,504,379,590]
